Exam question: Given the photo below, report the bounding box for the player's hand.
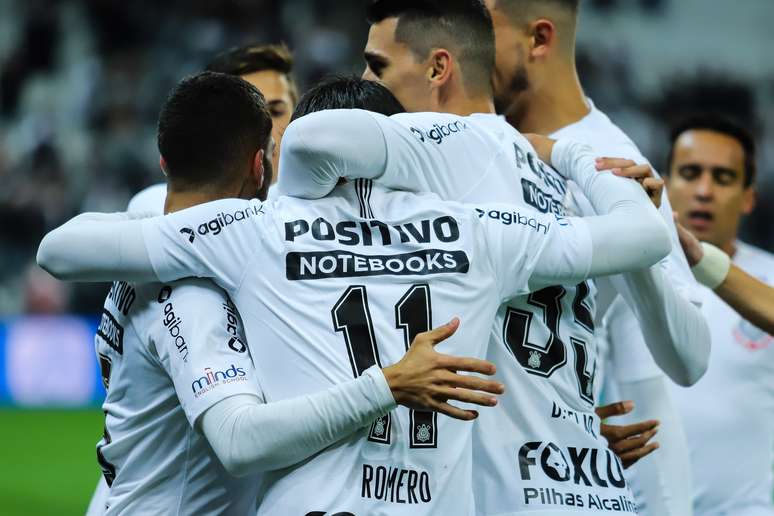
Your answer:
[595,158,664,208]
[596,401,660,469]
[524,133,557,165]
[673,213,704,266]
[382,318,505,421]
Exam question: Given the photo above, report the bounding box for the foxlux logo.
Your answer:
[179,205,265,243]
[191,364,247,394]
[409,120,468,145]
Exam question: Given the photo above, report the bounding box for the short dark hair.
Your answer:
[291,76,406,121]
[668,115,757,187]
[367,0,495,95]
[206,43,299,104]
[157,71,272,191]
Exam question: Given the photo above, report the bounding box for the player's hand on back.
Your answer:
[382,318,505,421]
[596,401,660,469]
[595,157,665,208]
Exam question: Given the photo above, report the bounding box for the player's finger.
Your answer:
[435,402,479,421]
[420,317,460,346]
[610,428,659,453]
[611,420,660,439]
[619,442,660,469]
[595,158,637,171]
[439,355,497,376]
[643,177,665,207]
[437,387,498,407]
[595,400,634,419]
[611,164,653,179]
[439,370,505,394]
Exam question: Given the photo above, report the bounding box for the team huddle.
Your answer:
[36,1,774,515]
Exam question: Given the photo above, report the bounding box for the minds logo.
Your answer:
[409,120,468,145]
[180,205,265,243]
[191,364,247,396]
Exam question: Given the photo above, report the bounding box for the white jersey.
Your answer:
[331,111,635,514]
[137,182,596,516]
[671,241,774,516]
[95,277,262,515]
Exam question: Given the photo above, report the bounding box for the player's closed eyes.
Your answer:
[712,167,739,186]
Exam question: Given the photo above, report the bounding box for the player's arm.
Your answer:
[590,158,710,386]
[37,198,259,291]
[679,224,774,334]
[276,109,478,199]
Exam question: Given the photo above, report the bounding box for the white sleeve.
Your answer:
[276,109,490,200]
[475,205,593,300]
[614,377,694,516]
[550,140,672,278]
[38,199,263,292]
[199,366,396,476]
[152,279,263,426]
[604,296,664,382]
[606,265,711,386]
[37,212,157,282]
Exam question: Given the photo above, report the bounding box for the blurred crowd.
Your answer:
[1,0,772,315]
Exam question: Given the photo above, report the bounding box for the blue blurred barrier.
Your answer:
[0,316,105,407]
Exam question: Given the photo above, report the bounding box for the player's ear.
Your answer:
[427,49,453,88]
[251,148,265,190]
[159,156,169,177]
[528,19,556,59]
[741,186,757,215]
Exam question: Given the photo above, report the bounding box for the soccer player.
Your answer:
[67,72,514,515]
[37,71,672,514]
[665,116,774,516]
[483,0,712,512]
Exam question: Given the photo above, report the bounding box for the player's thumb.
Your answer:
[426,317,460,346]
[595,400,634,420]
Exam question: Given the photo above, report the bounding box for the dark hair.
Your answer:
[668,115,757,187]
[206,43,299,104]
[291,76,406,121]
[157,71,272,190]
[367,0,494,94]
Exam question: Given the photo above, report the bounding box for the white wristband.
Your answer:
[691,242,731,289]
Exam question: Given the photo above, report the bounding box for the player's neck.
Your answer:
[440,93,495,117]
[164,189,230,214]
[514,61,590,135]
[721,238,738,258]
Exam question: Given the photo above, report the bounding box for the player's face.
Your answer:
[486,0,531,117]
[363,17,433,112]
[241,70,294,182]
[668,129,755,250]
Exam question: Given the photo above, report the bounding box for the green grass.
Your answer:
[0,409,104,516]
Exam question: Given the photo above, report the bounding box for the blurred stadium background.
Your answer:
[0,0,773,514]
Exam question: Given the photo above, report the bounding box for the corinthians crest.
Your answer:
[734,318,773,351]
[528,350,542,369]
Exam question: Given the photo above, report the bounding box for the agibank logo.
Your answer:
[409,120,468,145]
[191,364,247,397]
[180,204,265,243]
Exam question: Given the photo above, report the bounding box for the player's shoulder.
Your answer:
[175,197,270,240]
[554,102,647,163]
[152,278,231,317]
[127,183,166,214]
[735,240,774,281]
[389,111,484,146]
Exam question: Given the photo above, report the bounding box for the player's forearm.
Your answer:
[276,109,387,199]
[715,265,774,335]
[611,267,710,386]
[37,212,157,282]
[200,366,396,477]
[615,377,694,516]
[551,140,672,276]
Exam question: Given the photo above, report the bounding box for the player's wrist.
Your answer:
[691,242,731,289]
